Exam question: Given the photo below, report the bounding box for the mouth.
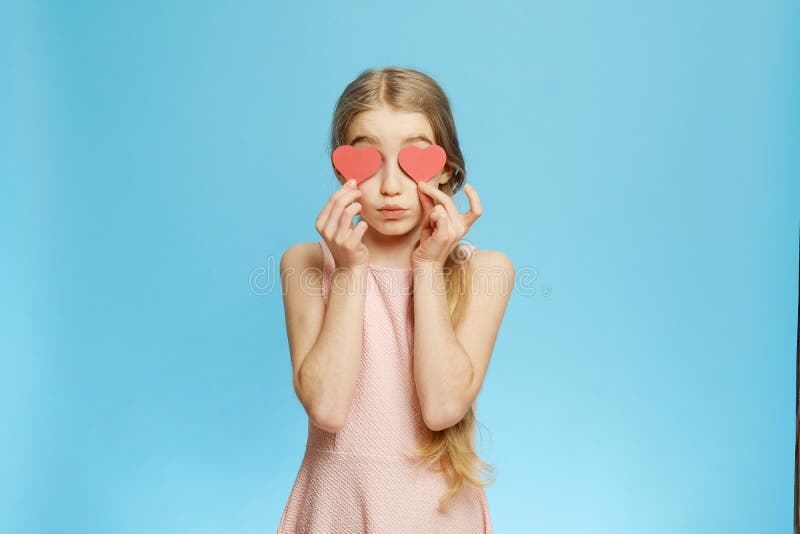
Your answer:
[378,208,408,219]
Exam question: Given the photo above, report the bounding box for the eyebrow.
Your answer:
[348,134,434,146]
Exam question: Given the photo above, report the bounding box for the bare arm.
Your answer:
[281,242,368,434]
[412,251,514,431]
[298,262,367,433]
[412,260,474,431]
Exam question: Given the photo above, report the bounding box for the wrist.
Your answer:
[412,256,444,269]
[332,264,369,282]
[413,261,445,275]
[412,259,447,280]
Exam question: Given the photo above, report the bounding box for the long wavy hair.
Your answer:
[328,66,496,513]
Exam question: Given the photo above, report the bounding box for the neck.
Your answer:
[361,224,421,268]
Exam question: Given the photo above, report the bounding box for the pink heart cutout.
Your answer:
[398,145,447,183]
[331,145,382,184]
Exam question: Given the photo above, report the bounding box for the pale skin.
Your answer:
[280,104,514,432]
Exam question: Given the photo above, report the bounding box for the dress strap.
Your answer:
[318,239,335,271]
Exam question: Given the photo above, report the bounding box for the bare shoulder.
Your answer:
[470,248,514,271]
[466,248,515,292]
[281,241,323,275]
[280,241,325,307]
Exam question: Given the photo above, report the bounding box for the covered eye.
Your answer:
[331,145,382,184]
[397,144,447,183]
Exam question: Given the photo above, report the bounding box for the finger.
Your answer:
[418,184,436,212]
[417,184,438,232]
[432,206,447,240]
[324,185,361,238]
[346,218,369,249]
[462,183,483,228]
[419,214,432,242]
[419,181,460,223]
[419,198,434,230]
[417,187,434,224]
[317,180,355,231]
[422,185,460,238]
[335,202,361,242]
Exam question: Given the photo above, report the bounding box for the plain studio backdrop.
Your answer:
[2,1,798,533]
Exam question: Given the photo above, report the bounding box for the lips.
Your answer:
[378,206,407,219]
[379,204,405,210]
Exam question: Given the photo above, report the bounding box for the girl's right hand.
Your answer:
[315,179,370,270]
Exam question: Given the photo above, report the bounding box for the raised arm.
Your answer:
[413,250,514,431]
[281,242,368,433]
[280,179,371,433]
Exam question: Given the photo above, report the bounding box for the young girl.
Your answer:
[277,66,514,533]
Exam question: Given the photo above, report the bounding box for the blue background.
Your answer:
[2,0,798,532]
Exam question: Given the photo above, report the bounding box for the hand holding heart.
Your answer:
[315,180,370,270]
[330,142,483,268]
[412,180,483,268]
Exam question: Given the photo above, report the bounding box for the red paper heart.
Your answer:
[398,144,447,183]
[331,145,382,184]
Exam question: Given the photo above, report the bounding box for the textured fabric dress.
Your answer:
[277,239,493,533]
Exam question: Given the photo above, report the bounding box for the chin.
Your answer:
[365,218,420,235]
[371,223,413,235]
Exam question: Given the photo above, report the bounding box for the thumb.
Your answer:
[418,184,435,212]
[419,205,431,230]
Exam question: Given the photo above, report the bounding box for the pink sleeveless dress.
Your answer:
[277,239,494,533]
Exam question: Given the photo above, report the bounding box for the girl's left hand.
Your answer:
[412,179,483,267]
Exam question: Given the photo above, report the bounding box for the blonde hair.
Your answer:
[328,66,496,513]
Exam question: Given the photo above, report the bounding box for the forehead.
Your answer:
[347,106,435,145]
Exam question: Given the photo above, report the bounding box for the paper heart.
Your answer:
[331,145,382,184]
[398,144,447,183]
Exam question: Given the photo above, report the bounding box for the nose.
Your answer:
[378,154,407,195]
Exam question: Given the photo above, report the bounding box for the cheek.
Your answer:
[355,184,377,209]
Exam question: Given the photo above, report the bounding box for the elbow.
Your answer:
[295,372,345,434]
[309,405,345,434]
[312,412,344,434]
[305,394,346,433]
[422,402,459,432]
